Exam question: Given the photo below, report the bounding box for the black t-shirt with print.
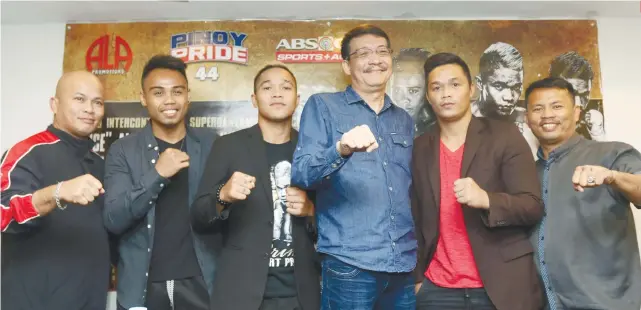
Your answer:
[263,140,297,298]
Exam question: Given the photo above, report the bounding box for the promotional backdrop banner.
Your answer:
[63,20,603,305]
[63,20,604,159]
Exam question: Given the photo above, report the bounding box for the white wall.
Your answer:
[596,18,641,266]
[1,24,66,151]
[1,18,640,310]
[597,18,641,151]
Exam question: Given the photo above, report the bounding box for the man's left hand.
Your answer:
[285,187,314,217]
[572,165,616,192]
[453,177,490,209]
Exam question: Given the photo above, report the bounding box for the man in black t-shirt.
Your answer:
[191,64,321,310]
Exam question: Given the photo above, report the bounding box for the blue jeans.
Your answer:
[415,277,496,310]
[321,255,415,310]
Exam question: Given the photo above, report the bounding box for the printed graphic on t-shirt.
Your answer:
[269,160,295,268]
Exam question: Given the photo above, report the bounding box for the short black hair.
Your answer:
[141,55,187,88]
[524,77,577,107]
[253,63,297,93]
[341,24,391,60]
[423,52,472,86]
[549,51,593,81]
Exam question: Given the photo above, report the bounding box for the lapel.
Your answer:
[185,128,201,206]
[460,117,484,178]
[426,129,442,208]
[245,125,273,203]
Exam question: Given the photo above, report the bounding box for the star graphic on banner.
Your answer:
[324,54,330,60]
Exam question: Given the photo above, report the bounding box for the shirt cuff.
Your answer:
[632,171,641,209]
[218,207,230,220]
[324,142,348,174]
[139,168,170,202]
[482,192,508,227]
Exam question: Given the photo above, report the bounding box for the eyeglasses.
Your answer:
[348,46,393,60]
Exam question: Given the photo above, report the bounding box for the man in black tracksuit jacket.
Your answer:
[1,71,114,310]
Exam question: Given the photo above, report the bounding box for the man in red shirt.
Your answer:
[410,52,544,309]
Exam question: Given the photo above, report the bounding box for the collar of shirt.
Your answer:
[47,124,95,158]
[536,134,584,164]
[140,122,200,151]
[343,85,394,114]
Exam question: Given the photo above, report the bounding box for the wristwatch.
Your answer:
[216,183,232,208]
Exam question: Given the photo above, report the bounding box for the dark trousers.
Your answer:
[118,276,209,310]
[416,277,496,310]
[320,255,415,310]
[259,296,301,310]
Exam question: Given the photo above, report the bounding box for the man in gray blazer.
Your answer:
[104,55,218,310]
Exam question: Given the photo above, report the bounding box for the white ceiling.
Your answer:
[1,0,640,25]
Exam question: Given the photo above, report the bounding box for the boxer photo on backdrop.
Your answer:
[389,47,436,137]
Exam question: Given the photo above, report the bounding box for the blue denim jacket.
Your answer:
[103,124,218,309]
[292,86,417,273]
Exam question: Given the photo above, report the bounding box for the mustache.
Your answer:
[364,65,388,73]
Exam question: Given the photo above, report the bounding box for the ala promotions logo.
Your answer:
[170,30,248,82]
[275,36,343,63]
[85,34,133,75]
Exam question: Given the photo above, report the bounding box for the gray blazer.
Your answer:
[103,123,218,309]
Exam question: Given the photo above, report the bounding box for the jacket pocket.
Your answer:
[499,237,534,262]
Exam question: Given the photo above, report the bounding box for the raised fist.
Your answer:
[336,124,379,157]
[59,174,105,205]
[155,148,189,178]
[219,172,257,203]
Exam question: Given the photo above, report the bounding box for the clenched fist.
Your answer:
[453,177,490,209]
[59,174,105,205]
[572,165,615,192]
[155,148,189,178]
[220,172,256,203]
[336,124,379,157]
[285,187,314,217]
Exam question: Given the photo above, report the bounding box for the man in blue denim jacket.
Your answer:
[104,55,217,310]
[292,24,417,309]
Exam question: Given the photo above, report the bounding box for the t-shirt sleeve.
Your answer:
[607,143,641,207]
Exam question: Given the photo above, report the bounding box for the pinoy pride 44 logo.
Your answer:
[170,30,248,65]
[275,36,343,63]
[85,34,133,75]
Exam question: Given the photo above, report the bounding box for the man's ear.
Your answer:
[341,60,351,77]
[573,104,581,123]
[251,93,258,109]
[49,97,58,114]
[140,90,147,107]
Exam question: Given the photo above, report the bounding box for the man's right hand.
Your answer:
[336,124,379,157]
[59,174,105,205]
[220,172,256,203]
[415,282,423,295]
[155,148,190,178]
